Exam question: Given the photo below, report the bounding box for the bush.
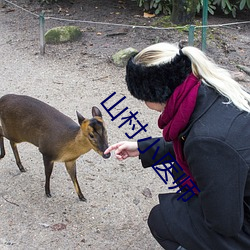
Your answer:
[135,0,250,18]
[134,0,172,15]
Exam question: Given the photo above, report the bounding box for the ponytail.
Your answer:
[182,46,250,112]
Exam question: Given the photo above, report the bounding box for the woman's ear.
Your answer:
[145,102,165,112]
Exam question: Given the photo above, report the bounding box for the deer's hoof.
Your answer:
[79,196,87,202]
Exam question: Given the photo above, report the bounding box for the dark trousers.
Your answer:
[148,166,188,250]
[148,204,180,250]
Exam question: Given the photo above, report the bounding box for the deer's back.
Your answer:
[0,94,79,147]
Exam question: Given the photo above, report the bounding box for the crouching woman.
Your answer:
[105,42,250,249]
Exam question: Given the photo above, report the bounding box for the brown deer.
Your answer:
[0,94,110,201]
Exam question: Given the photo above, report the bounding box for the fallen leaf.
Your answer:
[51,223,67,231]
[143,12,155,18]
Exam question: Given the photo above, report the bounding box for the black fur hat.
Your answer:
[125,52,192,103]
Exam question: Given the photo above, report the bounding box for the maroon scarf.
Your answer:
[158,73,200,193]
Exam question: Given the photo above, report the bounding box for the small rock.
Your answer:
[231,71,247,82]
[45,26,82,44]
[142,187,152,198]
[39,223,50,228]
[0,0,6,8]
[5,241,15,246]
[112,47,138,67]
[133,197,140,205]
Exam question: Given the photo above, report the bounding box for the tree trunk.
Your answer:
[171,0,198,25]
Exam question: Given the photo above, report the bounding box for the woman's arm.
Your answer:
[104,138,175,166]
[138,137,175,168]
[104,141,139,160]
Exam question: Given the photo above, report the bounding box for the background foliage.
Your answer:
[135,0,250,17]
[38,0,250,18]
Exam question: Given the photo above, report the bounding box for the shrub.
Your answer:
[135,0,250,17]
[135,0,172,15]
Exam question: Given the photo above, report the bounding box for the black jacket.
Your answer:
[138,84,250,249]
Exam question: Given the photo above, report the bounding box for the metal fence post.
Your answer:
[202,0,208,51]
[188,25,195,46]
[39,11,45,55]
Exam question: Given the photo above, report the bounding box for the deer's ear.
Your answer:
[76,111,85,125]
[92,106,102,118]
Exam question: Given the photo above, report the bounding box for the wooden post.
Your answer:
[39,11,45,55]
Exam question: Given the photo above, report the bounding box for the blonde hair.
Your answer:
[134,42,250,113]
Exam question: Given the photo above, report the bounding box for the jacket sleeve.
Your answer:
[185,136,248,237]
[137,137,175,168]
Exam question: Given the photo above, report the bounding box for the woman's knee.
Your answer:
[148,204,179,250]
[148,204,162,233]
[148,204,169,240]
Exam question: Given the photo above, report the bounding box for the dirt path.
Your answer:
[0,3,166,250]
[0,1,249,249]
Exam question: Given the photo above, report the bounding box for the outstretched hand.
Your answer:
[104,141,139,160]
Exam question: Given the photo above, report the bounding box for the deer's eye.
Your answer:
[89,133,94,139]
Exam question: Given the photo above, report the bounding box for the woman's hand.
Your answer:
[104,141,139,160]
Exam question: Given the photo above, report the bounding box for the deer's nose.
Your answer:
[103,152,111,159]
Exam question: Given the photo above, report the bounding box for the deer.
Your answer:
[0,94,111,202]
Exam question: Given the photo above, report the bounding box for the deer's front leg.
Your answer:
[65,160,86,202]
[43,155,54,198]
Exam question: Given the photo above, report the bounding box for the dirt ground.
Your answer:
[0,0,249,249]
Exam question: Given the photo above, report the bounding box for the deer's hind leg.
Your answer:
[0,126,5,159]
[10,141,26,172]
[65,161,86,202]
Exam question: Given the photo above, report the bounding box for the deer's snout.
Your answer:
[102,152,111,159]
